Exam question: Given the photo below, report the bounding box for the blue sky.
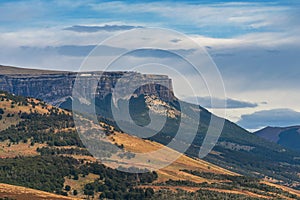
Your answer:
[1,0,298,37]
[0,0,300,130]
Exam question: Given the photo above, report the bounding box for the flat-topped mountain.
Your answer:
[0,65,175,105]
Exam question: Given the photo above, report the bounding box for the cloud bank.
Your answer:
[237,108,300,129]
[184,96,258,109]
[64,25,143,32]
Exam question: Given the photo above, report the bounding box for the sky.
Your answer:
[0,0,300,131]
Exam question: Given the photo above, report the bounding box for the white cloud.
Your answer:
[183,96,258,109]
[89,1,292,32]
[237,108,300,129]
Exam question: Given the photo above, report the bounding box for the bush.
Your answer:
[65,185,71,191]
[73,190,78,196]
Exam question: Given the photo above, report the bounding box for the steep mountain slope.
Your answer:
[0,91,299,199]
[255,126,300,152]
[84,93,300,189]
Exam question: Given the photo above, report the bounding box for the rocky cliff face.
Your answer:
[0,71,175,105]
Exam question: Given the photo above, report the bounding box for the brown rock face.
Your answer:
[0,71,175,105]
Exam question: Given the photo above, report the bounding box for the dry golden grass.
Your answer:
[0,140,46,158]
[64,173,100,199]
[0,95,69,131]
[139,185,271,199]
[262,181,300,198]
[108,132,300,199]
[108,132,237,184]
[0,183,80,200]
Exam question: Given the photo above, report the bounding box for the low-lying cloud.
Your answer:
[237,108,300,130]
[183,96,258,109]
[64,25,142,33]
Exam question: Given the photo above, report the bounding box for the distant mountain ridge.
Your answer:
[255,126,300,152]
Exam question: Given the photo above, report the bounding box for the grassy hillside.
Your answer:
[106,132,300,199]
[68,93,300,189]
[0,91,299,199]
[0,91,67,131]
[0,183,79,200]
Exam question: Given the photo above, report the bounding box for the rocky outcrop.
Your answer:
[0,71,175,105]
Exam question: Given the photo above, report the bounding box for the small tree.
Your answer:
[65,185,71,191]
[73,174,79,180]
[145,188,154,197]
[73,190,78,196]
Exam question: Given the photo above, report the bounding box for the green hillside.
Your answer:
[0,91,299,199]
